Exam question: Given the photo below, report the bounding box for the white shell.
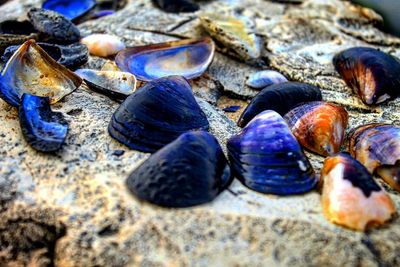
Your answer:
[81,34,126,57]
[246,70,288,89]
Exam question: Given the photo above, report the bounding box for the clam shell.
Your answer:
[2,42,89,70]
[108,76,209,153]
[333,47,400,105]
[19,94,68,152]
[321,153,395,231]
[237,82,322,128]
[200,14,261,61]
[81,34,126,57]
[227,110,317,195]
[126,131,232,207]
[348,123,400,191]
[42,0,96,21]
[75,69,136,100]
[246,70,288,90]
[115,38,215,81]
[284,101,348,156]
[27,8,80,44]
[0,40,82,107]
[153,0,199,13]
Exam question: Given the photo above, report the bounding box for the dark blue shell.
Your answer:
[42,0,96,21]
[18,94,68,152]
[108,76,209,153]
[228,110,317,195]
[237,82,322,127]
[126,131,232,207]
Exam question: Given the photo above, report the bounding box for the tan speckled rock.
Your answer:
[1,0,400,266]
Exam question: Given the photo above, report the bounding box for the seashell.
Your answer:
[108,76,209,153]
[42,0,96,21]
[81,34,125,57]
[246,70,288,90]
[0,40,82,107]
[200,14,261,61]
[333,47,400,105]
[348,123,400,192]
[237,82,322,128]
[2,42,88,70]
[115,38,215,81]
[284,101,348,156]
[18,94,68,152]
[126,131,232,207]
[223,105,241,113]
[152,0,199,13]
[227,110,317,195]
[321,153,395,231]
[27,8,80,44]
[75,69,136,100]
[0,33,38,54]
[0,20,36,35]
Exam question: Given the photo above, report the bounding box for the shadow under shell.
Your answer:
[126,131,232,208]
[108,76,209,153]
[115,38,215,81]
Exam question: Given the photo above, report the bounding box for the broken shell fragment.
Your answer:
[2,42,88,70]
[108,76,209,153]
[152,0,199,13]
[19,94,68,152]
[227,110,317,195]
[0,40,82,107]
[127,131,232,208]
[348,123,400,192]
[75,69,136,100]
[246,70,288,90]
[333,47,400,105]
[115,38,215,81]
[27,8,81,44]
[81,34,125,57]
[200,14,261,61]
[42,0,96,21]
[237,82,322,128]
[321,153,396,231]
[284,101,348,156]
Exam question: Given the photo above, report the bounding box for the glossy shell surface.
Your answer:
[0,40,82,107]
[284,101,348,156]
[108,76,209,153]
[42,0,96,21]
[227,110,317,195]
[348,123,400,191]
[19,94,68,152]
[321,153,395,231]
[333,47,400,105]
[76,69,136,100]
[246,70,288,90]
[126,131,232,207]
[237,82,322,127]
[116,38,215,81]
[81,34,126,57]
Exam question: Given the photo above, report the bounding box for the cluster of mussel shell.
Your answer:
[0,2,399,232]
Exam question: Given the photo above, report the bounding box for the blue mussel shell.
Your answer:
[108,76,209,153]
[19,94,68,152]
[126,131,232,207]
[42,0,96,21]
[228,110,317,195]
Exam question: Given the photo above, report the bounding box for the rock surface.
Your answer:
[1,0,400,266]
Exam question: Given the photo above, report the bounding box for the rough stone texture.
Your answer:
[0,0,400,266]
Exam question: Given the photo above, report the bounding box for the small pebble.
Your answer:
[81,34,126,57]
